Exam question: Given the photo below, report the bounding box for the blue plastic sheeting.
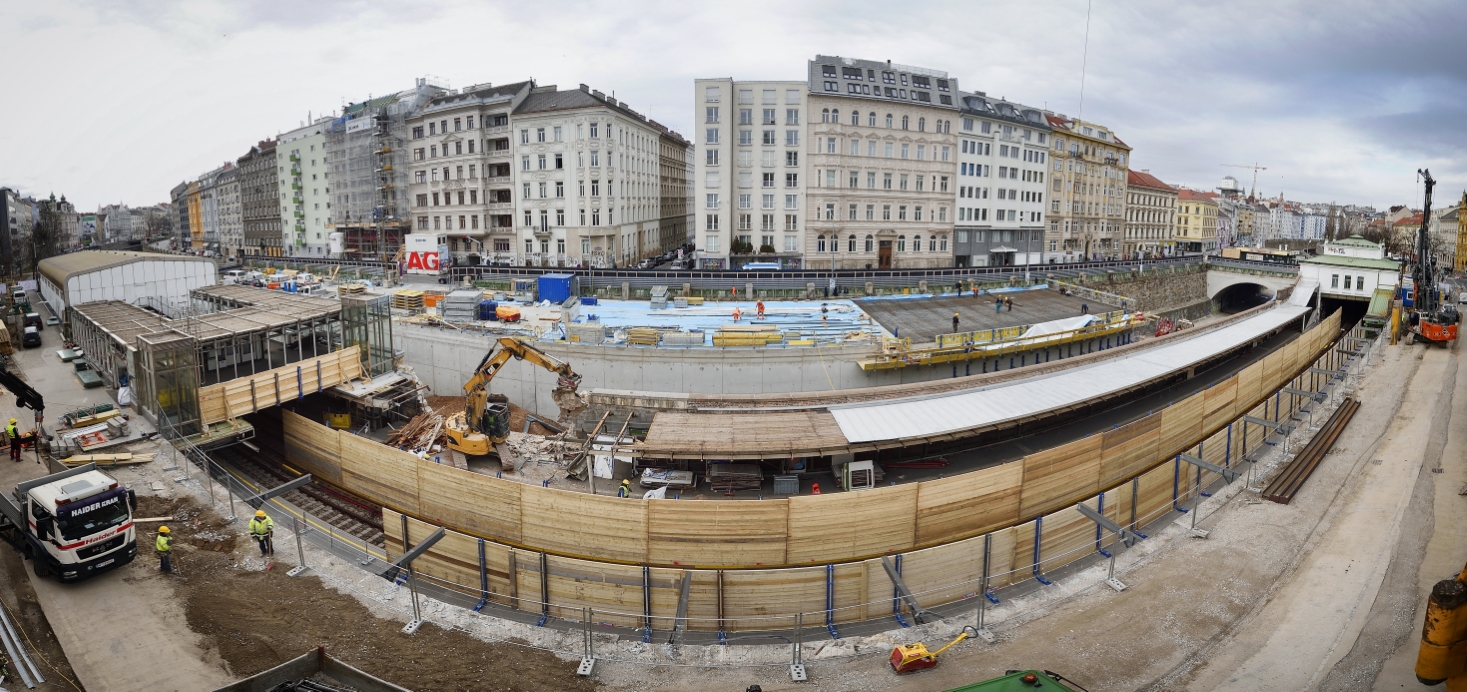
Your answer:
[829,303,1310,444]
[550,298,886,345]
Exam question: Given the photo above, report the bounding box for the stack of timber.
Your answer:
[391,290,425,311]
[60,453,154,468]
[1263,396,1360,504]
[60,403,116,427]
[626,327,662,345]
[707,463,763,492]
[712,324,783,347]
[440,289,484,322]
[0,320,10,355]
[337,282,366,295]
[385,412,447,452]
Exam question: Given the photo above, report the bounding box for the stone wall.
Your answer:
[1067,265,1209,313]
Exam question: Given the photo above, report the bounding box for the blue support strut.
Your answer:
[1172,455,1188,512]
[892,554,911,628]
[825,564,840,639]
[474,539,489,612]
[1095,493,1112,558]
[1033,517,1053,585]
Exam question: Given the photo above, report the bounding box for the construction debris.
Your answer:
[59,452,154,467]
[385,411,447,452]
[707,463,762,493]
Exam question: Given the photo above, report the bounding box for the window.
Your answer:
[915,206,923,221]
[520,129,529,143]
[1357,275,1365,289]
[1331,274,1339,289]
[762,172,775,188]
[883,173,893,189]
[783,194,798,210]
[706,106,720,123]
[591,179,600,196]
[918,117,926,132]
[707,193,719,209]
[883,205,891,220]
[538,182,547,198]
[521,155,530,171]
[786,151,799,167]
[917,145,925,161]
[897,235,906,252]
[590,122,599,138]
[412,126,424,139]
[786,235,799,252]
[705,213,717,230]
[739,193,752,209]
[415,170,427,184]
[763,130,776,146]
[553,126,562,141]
[705,85,720,102]
[898,206,907,221]
[849,171,859,188]
[900,174,908,190]
[824,170,835,187]
[786,130,799,147]
[865,204,874,220]
[785,214,799,231]
[707,149,720,166]
[786,108,800,125]
[706,128,719,145]
[555,153,563,169]
[824,203,835,220]
[868,172,876,188]
[523,183,531,198]
[538,154,547,169]
[885,142,894,158]
[762,194,774,209]
[739,109,753,125]
[590,151,599,167]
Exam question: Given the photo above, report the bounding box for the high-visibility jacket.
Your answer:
[156,534,173,553]
[249,516,274,538]
[6,423,17,440]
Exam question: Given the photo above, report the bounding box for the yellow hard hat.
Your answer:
[621,479,630,485]
[8,418,14,424]
[158,526,171,534]
[255,510,267,518]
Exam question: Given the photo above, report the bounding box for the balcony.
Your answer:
[486,148,512,160]
[294,211,304,219]
[289,154,300,163]
[487,202,514,212]
[290,167,301,176]
[291,182,302,191]
[484,125,510,136]
[486,176,512,185]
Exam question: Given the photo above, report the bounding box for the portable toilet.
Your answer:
[537,273,579,304]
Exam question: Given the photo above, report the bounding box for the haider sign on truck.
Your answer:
[0,464,138,581]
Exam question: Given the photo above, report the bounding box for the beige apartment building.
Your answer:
[1123,169,1175,257]
[1175,188,1218,253]
[1045,115,1131,262]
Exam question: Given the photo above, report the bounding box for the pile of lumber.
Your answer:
[60,403,116,428]
[0,320,10,355]
[386,411,447,452]
[712,324,784,347]
[707,463,763,492]
[337,282,366,295]
[391,290,425,310]
[626,327,662,345]
[60,453,154,468]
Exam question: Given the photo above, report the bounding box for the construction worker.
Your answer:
[1005,296,1014,312]
[756,300,765,320]
[7,418,19,462]
[732,306,742,322]
[156,526,174,573]
[249,509,275,557]
[617,479,631,498]
[995,296,1003,313]
[952,312,960,333]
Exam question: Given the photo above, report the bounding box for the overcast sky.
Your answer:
[4,0,1465,213]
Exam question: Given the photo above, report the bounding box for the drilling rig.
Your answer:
[1406,169,1459,345]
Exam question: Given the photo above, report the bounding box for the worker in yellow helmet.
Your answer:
[617,479,631,498]
[156,526,174,573]
[249,509,275,557]
[7,418,20,462]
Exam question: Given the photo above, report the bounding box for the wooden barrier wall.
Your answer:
[286,312,1338,572]
[199,346,362,424]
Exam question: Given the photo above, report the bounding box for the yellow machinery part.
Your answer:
[1417,563,1467,687]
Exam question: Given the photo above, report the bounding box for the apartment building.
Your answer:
[1044,115,1131,261]
[237,140,281,256]
[655,123,693,258]
[170,182,190,247]
[405,80,532,263]
[330,79,448,259]
[1174,189,1218,253]
[953,93,1050,267]
[694,78,807,269]
[805,56,959,269]
[278,120,332,257]
[217,167,242,259]
[186,182,201,250]
[1123,170,1175,257]
[510,84,673,268]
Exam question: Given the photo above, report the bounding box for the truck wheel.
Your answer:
[33,556,50,578]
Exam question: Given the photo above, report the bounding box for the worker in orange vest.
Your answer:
[756,301,765,319]
[733,306,743,322]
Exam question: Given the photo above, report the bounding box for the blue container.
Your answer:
[479,300,499,320]
[538,273,579,304]
[580,296,598,306]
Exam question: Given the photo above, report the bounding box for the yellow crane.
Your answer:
[444,337,582,470]
[1221,163,1268,198]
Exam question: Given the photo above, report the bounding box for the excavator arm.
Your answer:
[0,367,44,414]
[449,337,583,467]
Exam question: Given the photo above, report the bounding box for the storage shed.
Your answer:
[38,251,216,316]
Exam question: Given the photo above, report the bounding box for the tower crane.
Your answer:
[1221,163,1268,198]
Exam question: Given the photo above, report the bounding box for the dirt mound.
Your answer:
[137,495,238,552]
[425,395,467,418]
[167,501,595,691]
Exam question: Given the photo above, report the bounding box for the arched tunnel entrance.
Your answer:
[1213,282,1276,314]
[1319,295,1370,330]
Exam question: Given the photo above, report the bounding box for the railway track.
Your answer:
[211,435,386,547]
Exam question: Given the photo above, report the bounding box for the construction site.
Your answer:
[1,249,1464,691]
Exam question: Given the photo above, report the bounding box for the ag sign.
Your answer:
[403,233,450,275]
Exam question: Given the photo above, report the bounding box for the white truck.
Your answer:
[0,464,138,581]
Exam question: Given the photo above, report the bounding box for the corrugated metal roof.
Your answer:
[38,251,210,288]
[829,303,1310,444]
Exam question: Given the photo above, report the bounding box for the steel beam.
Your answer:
[1243,415,1290,432]
[1076,502,1144,547]
[1177,453,1241,484]
[1282,387,1326,403]
[881,556,938,624]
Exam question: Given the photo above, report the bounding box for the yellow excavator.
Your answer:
[444,337,582,470]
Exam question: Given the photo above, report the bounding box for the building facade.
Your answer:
[1123,170,1175,257]
[329,79,448,259]
[237,140,281,256]
[187,182,202,250]
[405,80,531,264]
[1454,192,1467,271]
[1174,189,1218,253]
[654,123,693,258]
[804,56,960,270]
[1300,236,1399,302]
[278,120,332,256]
[693,78,807,269]
[170,182,190,248]
[1044,115,1131,262]
[216,167,242,259]
[952,92,1048,267]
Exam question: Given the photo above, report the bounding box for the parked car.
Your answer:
[23,312,43,331]
[21,326,41,348]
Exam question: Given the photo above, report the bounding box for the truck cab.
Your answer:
[0,465,138,582]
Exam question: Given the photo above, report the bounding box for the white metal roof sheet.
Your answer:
[830,303,1310,444]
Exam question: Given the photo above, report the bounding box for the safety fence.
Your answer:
[1047,280,1135,312]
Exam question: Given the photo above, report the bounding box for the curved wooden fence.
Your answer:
[282,311,1341,629]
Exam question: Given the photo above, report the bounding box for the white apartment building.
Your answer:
[278,120,333,256]
[406,80,532,264]
[511,84,673,268]
[953,93,1049,267]
[1124,170,1176,257]
[805,56,959,270]
[216,167,243,259]
[694,78,807,269]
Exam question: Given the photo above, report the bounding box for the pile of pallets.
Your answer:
[337,282,366,295]
[707,463,763,493]
[391,290,425,311]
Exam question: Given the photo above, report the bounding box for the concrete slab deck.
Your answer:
[856,287,1119,342]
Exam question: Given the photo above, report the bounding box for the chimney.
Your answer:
[592,90,604,99]
[579,83,589,92]
[607,97,618,106]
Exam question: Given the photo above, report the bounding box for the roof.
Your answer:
[1127,170,1172,191]
[1331,235,1380,248]
[38,251,210,289]
[639,411,848,459]
[1395,213,1424,226]
[957,92,1049,128]
[423,80,532,110]
[1177,189,1216,203]
[514,86,652,125]
[1299,254,1401,270]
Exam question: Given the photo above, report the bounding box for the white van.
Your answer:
[223,270,246,284]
